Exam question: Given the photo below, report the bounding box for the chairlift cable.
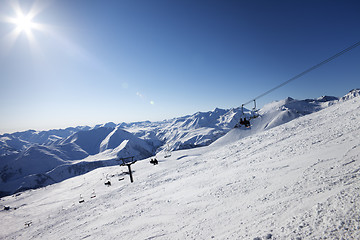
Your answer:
[242,40,360,107]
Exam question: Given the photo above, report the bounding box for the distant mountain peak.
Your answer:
[316,95,339,102]
[341,88,360,101]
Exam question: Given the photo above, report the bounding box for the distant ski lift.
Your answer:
[164,144,171,158]
[24,220,32,227]
[91,189,96,198]
[118,169,125,181]
[79,194,85,203]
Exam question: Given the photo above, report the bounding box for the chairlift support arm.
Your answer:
[117,156,137,183]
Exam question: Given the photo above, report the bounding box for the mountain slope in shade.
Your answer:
[0,127,88,156]
[60,127,114,155]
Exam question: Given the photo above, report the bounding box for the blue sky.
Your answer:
[0,0,359,134]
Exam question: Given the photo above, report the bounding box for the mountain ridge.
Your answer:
[1,89,359,197]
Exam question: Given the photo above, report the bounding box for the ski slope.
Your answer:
[1,91,359,239]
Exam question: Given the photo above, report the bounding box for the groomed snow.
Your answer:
[1,95,360,239]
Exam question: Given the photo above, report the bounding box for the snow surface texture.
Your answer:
[0,89,359,239]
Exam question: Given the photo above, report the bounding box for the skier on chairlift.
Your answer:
[239,118,245,125]
[244,118,251,127]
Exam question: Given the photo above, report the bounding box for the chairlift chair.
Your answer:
[79,194,85,203]
[91,189,96,198]
[164,144,171,158]
[236,101,258,128]
[25,220,32,227]
[250,100,259,119]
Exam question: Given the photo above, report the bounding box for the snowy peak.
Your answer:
[61,126,153,157]
[149,107,244,151]
[98,127,153,156]
[315,95,339,102]
[268,95,337,120]
[99,128,118,152]
[213,95,338,147]
[171,108,235,130]
[61,127,114,155]
[92,122,117,130]
[0,135,28,156]
[0,127,84,156]
[340,88,360,101]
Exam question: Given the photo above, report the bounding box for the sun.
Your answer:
[13,13,34,33]
[0,0,49,53]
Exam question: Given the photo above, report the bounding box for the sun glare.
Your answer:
[14,13,34,32]
[1,0,49,54]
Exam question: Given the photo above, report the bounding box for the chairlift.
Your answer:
[79,194,85,203]
[235,101,257,128]
[118,169,125,181]
[250,100,259,119]
[91,189,96,199]
[164,144,171,158]
[24,220,32,227]
[150,157,159,165]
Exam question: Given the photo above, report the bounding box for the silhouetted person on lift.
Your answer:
[244,118,251,128]
[239,118,245,126]
[150,158,158,165]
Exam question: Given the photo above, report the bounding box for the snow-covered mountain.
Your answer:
[340,88,360,101]
[0,126,154,197]
[213,95,339,146]
[0,90,358,198]
[0,89,359,239]
[122,107,244,152]
[0,127,88,156]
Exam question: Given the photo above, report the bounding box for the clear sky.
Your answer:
[1,0,359,134]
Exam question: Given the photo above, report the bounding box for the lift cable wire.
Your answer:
[242,40,360,107]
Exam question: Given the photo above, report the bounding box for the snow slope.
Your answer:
[1,92,359,239]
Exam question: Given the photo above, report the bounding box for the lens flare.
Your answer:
[1,0,48,54]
